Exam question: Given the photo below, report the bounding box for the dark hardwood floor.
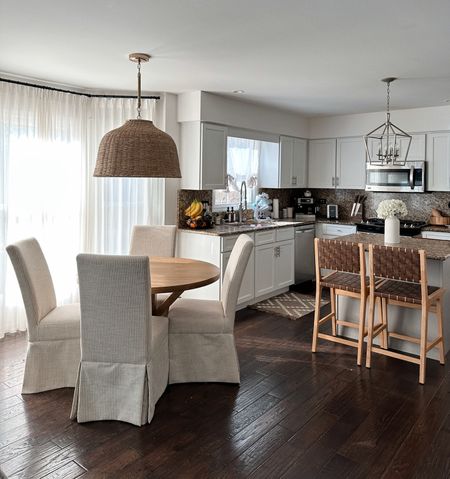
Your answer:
[0,305,449,478]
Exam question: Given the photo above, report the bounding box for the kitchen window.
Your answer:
[213,136,278,208]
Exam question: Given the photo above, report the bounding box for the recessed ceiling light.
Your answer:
[232,90,245,94]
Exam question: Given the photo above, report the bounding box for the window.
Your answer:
[0,82,162,338]
[213,136,278,208]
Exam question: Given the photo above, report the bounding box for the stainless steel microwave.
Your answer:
[365,161,425,193]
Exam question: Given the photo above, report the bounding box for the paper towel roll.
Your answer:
[272,198,279,219]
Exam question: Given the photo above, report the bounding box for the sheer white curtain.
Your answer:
[83,97,163,254]
[0,82,162,338]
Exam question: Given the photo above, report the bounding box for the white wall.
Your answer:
[309,105,450,139]
[177,91,309,138]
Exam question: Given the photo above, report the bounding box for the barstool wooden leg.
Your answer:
[380,298,389,349]
[365,293,375,369]
[419,303,429,385]
[312,285,322,353]
[330,288,337,336]
[436,298,445,365]
[356,295,367,366]
[376,297,384,348]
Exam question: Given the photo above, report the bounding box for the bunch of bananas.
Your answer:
[184,199,203,219]
[184,199,207,228]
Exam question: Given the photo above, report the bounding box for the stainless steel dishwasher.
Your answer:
[294,224,315,284]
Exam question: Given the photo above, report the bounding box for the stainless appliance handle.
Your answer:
[409,166,414,190]
[295,229,314,234]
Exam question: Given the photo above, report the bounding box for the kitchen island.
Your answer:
[336,232,450,360]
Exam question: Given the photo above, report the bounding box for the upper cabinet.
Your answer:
[180,122,227,190]
[280,136,308,188]
[259,136,307,188]
[308,139,336,188]
[367,133,425,164]
[336,137,366,189]
[400,134,426,162]
[427,132,450,192]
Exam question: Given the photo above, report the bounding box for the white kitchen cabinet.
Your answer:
[254,239,295,296]
[400,134,426,162]
[366,134,425,164]
[177,228,295,309]
[254,243,276,297]
[254,229,294,296]
[222,248,255,304]
[259,136,307,188]
[315,223,357,239]
[308,139,336,188]
[336,137,366,189]
[280,136,308,188]
[421,231,450,241]
[275,240,295,289]
[180,121,227,190]
[427,132,450,192]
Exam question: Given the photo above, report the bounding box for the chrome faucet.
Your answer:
[239,181,247,223]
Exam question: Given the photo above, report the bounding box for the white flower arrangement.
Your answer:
[376,199,408,219]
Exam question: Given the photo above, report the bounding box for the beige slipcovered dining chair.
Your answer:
[129,225,177,311]
[129,225,177,257]
[70,254,168,426]
[6,238,81,393]
[168,234,254,384]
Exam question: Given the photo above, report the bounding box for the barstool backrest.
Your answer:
[370,245,424,283]
[315,238,362,274]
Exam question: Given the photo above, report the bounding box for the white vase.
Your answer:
[385,216,400,244]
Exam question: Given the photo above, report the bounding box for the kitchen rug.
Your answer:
[249,291,329,320]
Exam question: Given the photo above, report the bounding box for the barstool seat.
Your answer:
[322,272,369,293]
[375,279,440,305]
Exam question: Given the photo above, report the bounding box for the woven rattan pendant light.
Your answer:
[94,53,181,178]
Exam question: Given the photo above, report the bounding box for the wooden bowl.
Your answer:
[429,215,450,225]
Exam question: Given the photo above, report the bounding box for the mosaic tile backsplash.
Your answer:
[178,188,450,224]
[260,188,450,221]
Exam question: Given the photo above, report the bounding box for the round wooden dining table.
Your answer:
[150,256,220,316]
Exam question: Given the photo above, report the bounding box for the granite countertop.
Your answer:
[338,232,450,261]
[178,220,315,237]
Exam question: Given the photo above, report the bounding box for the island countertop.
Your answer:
[338,232,450,261]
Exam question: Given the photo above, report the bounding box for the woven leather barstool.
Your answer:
[312,238,376,366]
[366,244,445,384]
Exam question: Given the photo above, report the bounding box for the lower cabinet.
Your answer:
[421,231,450,241]
[177,227,295,309]
[275,240,295,288]
[255,235,294,297]
[221,248,255,304]
[254,243,275,297]
[315,223,357,239]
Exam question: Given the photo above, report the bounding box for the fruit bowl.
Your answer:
[186,217,213,229]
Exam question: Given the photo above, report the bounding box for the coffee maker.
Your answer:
[294,195,317,220]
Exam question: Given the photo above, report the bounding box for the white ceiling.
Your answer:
[1,0,450,117]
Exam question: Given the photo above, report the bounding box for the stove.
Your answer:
[356,218,427,237]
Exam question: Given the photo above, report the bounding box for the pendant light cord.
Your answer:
[137,59,142,119]
[386,80,390,121]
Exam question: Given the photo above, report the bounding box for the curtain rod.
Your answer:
[0,77,160,100]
